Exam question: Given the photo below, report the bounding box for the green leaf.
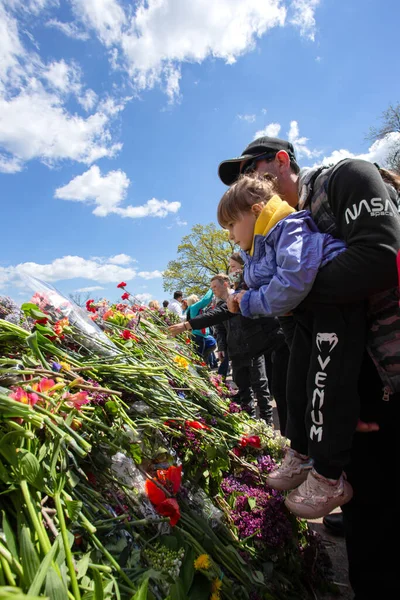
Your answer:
[105,400,118,415]
[19,452,44,489]
[1,512,18,559]
[45,568,69,600]
[28,537,59,596]
[65,500,82,523]
[181,547,195,593]
[248,497,256,510]
[129,443,142,465]
[131,577,149,600]
[20,524,40,587]
[76,553,91,580]
[187,573,211,600]
[168,578,186,600]
[91,568,104,600]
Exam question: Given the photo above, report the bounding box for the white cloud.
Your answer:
[78,88,98,111]
[42,59,81,93]
[254,122,281,138]
[55,166,181,218]
[55,165,130,216]
[75,285,105,292]
[114,199,181,219]
[319,132,400,167]
[0,153,23,173]
[287,120,320,159]
[238,114,256,124]
[176,218,187,226]
[290,0,320,41]
[108,253,134,265]
[0,2,124,170]
[138,270,163,280]
[1,254,137,287]
[71,0,291,101]
[133,293,152,304]
[45,18,90,41]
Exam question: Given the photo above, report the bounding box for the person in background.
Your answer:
[169,275,274,423]
[148,300,160,310]
[229,252,290,434]
[162,300,169,309]
[168,291,185,320]
[185,291,217,362]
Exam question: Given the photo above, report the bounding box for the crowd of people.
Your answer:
[162,135,399,600]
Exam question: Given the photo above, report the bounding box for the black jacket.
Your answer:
[189,297,282,360]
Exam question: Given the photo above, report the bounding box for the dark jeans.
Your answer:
[264,341,290,435]
[232,355,272,422]
[217,353,229,378]
[192,334,216,363]
[342,353,397,599]
[286,304,366,479]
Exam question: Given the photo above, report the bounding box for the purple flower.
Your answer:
[52,362,62,372]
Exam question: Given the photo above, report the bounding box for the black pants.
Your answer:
[342,352,397,599]
[286,304,366,479]
[264,341,290,436]
[231,355,272,422]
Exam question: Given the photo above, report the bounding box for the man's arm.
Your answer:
[187,301,235,329]
[306,160,400,303]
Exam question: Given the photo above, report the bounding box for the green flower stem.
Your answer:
[54,492,81,600]
[20,480,51,555]
[0,555,16,586]
[0,543,23,582]
[89,533,136,589]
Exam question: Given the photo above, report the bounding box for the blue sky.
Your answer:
[0,0,399,305]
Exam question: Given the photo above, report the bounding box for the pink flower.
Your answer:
[10,387,39,406]
[64,391,90,410]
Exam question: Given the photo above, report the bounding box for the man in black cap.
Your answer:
[218,136,400,600]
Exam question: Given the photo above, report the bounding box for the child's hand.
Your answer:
[234,290,246,305]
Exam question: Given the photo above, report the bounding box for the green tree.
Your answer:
[368,102,400,173]
[163,223,236,296]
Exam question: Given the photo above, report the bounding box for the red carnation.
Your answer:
[117,282,127,289]
[121,292,130,300]
[121,329,134,340]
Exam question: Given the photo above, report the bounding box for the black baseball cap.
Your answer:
[218,136,297,185]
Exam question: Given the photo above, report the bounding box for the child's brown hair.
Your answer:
[217,173,279,228]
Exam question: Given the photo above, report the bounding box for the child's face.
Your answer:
[226,211,257,251]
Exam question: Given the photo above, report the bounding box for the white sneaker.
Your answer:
[285,469,353,519]
[266,448,313,491]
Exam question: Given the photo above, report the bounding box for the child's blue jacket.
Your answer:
[240,211,346,318]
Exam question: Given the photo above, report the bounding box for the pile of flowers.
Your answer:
[0,285,334,600]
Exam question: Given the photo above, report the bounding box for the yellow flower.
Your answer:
[210,594,220,600]
[194,554,211,570]
[60,361,71,371]
[173,356,189,369]
[211,579,222,593]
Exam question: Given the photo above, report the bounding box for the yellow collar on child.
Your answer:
[250,195,295,256]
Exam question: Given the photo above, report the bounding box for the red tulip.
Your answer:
[157,465,182,494]
[239,435,261,449]
[156,498,181,527]
[185,420,210,431]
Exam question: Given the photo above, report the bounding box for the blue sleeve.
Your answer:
[240,220,325,317]
[190,289,214,318]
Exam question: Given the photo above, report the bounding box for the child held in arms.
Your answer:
[217,172,366,519]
